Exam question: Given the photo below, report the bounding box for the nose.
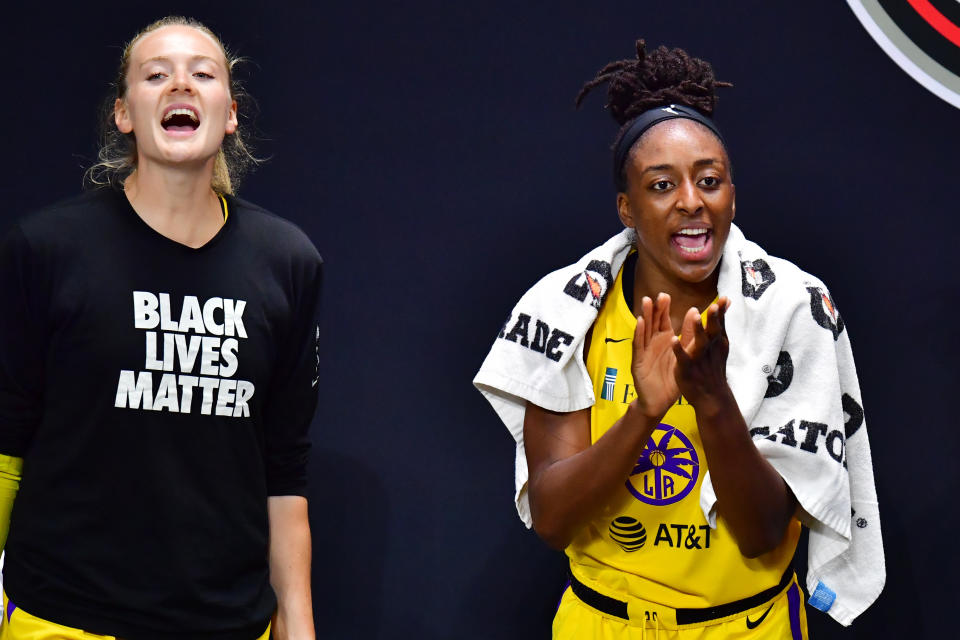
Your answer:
[169,67,194,94]
[675,178,703,215]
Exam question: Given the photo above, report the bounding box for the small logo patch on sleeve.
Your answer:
[809,581,837,612]
[740,259,775,299]
[807,286,845,340]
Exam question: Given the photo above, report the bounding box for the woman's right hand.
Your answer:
[630,293,681,421]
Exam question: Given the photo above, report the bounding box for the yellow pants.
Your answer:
[0,592,270,640]
[553,576,809,640]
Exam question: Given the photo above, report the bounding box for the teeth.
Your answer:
[676,228,708,235]
[162,108,199,123]
[678,245,705,253]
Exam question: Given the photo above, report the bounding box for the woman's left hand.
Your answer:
[672,297,733,415]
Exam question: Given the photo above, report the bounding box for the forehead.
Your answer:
[630,119,727,166]
[130,25,226,67]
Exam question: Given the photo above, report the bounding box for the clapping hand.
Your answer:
[630,293,681,421]
[672,297,733,415]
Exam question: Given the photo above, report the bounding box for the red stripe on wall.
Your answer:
[907,0,960,48]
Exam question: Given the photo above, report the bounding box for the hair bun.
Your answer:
[576,39,732,125]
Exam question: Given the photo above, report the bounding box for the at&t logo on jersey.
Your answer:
[609,516,713,552]
[626,424,700,506]
[608,516,647,551]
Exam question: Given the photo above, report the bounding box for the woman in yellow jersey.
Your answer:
[0,16,321,640]
[530,41,796,638]
[475,39,883,639]
[528,44,803,639]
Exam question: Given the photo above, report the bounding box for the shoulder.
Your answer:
[4,188,124,260]
[765,254,829,293]
[731,227,833,302]
[14,188,121,239]
[766,255,846,339]
[227,195,323,267]
[731,231,845,339]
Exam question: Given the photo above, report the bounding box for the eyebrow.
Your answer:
[641,158,722,174]
[139,55,221,68]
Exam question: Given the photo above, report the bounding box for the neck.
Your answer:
[632,258,719,334]
[123,158,224,248]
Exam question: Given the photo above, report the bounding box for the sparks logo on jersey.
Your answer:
[807,286,845,340]
[608,516,647,552]
[740,258,775,300]
[626,424,700,506]
[601,367,618,400]
[848,0,960,110]
[114,291,255,417]
[764,351,794,398]
[563,259,612,308]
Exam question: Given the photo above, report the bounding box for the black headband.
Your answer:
[612,104,725,191]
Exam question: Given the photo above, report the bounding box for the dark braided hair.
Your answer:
[576,39,731,124]
[577,40,732,191]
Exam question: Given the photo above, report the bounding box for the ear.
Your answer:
[730,183,736,221]
[114,98,133,134]
[225,99,238,135]
[616,192,635,229]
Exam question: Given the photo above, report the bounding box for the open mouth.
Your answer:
[161,107,200,133]
[672,227,712,257]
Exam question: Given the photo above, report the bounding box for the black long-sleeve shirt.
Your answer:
[0,187,323,640]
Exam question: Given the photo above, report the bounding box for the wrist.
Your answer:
[272,609,315,640]
[625,398,665,427]
[691,386,737,420]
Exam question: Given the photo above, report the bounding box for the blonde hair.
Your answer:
[84,16,259,194]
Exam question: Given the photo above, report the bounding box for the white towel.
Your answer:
[473,223,884,626]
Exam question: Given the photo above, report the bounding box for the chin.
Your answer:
[156,147,219,167]
[675,262,720,284]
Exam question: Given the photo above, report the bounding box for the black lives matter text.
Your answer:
[115,291,255,417]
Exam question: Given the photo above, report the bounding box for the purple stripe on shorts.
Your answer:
[787,583,802,640]
[6,599,16,622]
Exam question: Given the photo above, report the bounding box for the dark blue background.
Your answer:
[2,1,954,637]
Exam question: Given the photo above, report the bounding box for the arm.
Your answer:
[268,495,314,640]
[525,402,657,550]
[0,454,22,551]
[0,227,43,551]
[524,294,680,550]
[673,299,797,558]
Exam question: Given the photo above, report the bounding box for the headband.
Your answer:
[612,104,725,191]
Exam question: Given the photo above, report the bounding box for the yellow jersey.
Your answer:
[566,257,800,609]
